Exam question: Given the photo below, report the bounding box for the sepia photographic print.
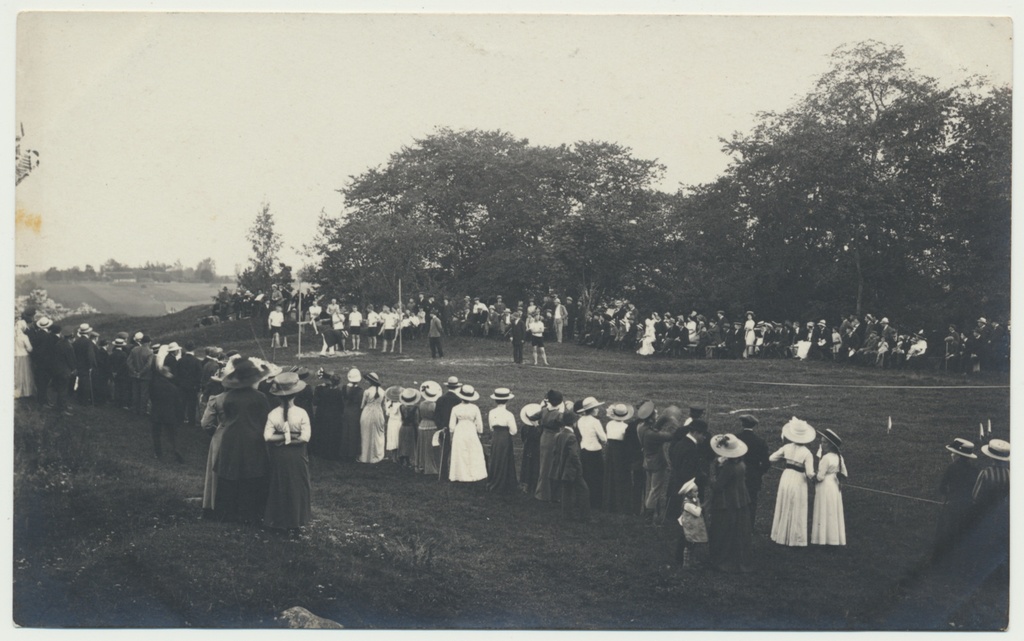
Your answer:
[9,2,1016,631]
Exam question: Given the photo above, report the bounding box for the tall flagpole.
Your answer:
[297,273,302,358]
[398,278,403,354]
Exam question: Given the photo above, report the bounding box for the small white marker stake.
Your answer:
[887,416,892,435]
[979,423,985,440]
[988,419,992,434]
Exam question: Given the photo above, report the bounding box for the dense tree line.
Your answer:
[309,41,1010,329]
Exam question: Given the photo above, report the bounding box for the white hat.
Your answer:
[347,368,361,384]
[35,317,52,329]
[781,417,817,444]
[981,439,1010,462]
[710,433,748,458]
[456,384,480,402]
[578,396,605,413]
[490,387,514,401]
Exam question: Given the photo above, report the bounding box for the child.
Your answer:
[811,428,847,546]
[676,478,708,568]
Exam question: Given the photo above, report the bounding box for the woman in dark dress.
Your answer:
[602,403,635,514]
[214,358,272,524]
[519,403,543,495]
[150,346,185,462]
[338,368,363,462]
[486,388,519,493]
[310,372,342,460]
[706,433,754,572]
[263,372,312,533]
[397,387,421,468]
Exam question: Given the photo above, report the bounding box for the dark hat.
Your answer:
[739,414,759,429]
[364,371,382,387]
[945,437,977,459]
[545,389,563,406]
[221,358,268,389]
[686,418,709,434]
[819,428,842,450]
[689,406,705,418]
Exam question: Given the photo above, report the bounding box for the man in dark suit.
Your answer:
[509,311,526,364]
[50,326,77,415]
[433,376,462,480]
[73,324,98,406]
[735,414,770,529]
[175,341,204,425]
[109,335,132,409]
[553,413,589,522]
[28,317,57,407]
[668,417,709,565]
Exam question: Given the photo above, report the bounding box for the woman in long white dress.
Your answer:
[359,372,386,463]
[384,385,403,462]
[743,311,757,358]
[14,319,35,399]
[637,314,657,356]
[448,384,488,482]
[768,417,816,546]
[811,428,847,546]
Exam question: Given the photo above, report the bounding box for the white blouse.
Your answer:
[488,406,518,436]
[450,403,484,434]
[605,419,628,441]
[576,415,607,452]
[264,405,311,444]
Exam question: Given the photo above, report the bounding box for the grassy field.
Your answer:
[13,311,1011,629]
[35,282,225,316]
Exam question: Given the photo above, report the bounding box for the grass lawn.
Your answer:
[13,313,1011,629]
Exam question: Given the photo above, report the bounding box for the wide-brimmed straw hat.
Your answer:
[981,439,1010,462]
[112,337,127,347]
[221,358,269,389]
[607,403,634,421]
[490,387,514,401]
[270,372,307,396]
[384,385,403,402]
[520,402,543,424]
[400,388,421,405]
[819,428,842,450]
[456,384,480,402]
[781,417,817,444]
[578,396,605,413]
[419,380,442,401]
[711,433,748,459]
[36,317,52,329]
[679,478,699,496]
[77,323,93,335]
[945,437,977,459]
[636,400,656,421]
[365,371,382,387]
[347,368,361,384]
[445,376,461,389]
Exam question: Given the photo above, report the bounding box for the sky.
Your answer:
[11,6,1015,277]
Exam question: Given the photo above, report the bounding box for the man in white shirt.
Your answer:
[366,305,380,349]
[307,300,322,335]
[380,305,398,353]
[553,297,568,343]
[528,312,549,366]
[348,307,363,351]
[268,305,285,348]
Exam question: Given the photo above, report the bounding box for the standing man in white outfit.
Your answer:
[553,297,568,343]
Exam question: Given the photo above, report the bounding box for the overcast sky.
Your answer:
[12,8,1013,276]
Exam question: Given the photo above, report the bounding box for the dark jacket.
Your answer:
[175,352,204,392]
[552,427,583,482]
[73,335,97,373]
[736,429,771,490]
[52,337,77,378]
[708,459,750,511]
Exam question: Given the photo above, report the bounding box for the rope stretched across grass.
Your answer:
[768,465,942,505]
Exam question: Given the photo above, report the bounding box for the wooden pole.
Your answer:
[297,274,302,358]
[398,278,403,354]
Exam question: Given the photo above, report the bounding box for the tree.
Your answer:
[720,41,960,322]
[195,257,217,283]
[237,203,290,294]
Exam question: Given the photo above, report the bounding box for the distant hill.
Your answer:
[38,282,226,316]
[65,304,267,348]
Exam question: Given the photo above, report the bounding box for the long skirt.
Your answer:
[264,443,311,530]
[487,426,518,493]
[449,421,487,482]
[534,429,558,501]
[339,404,362,462]
[385,407,402,453]
[202,427,226,511]
[810,476,846,545]
[709,507,754,572]
[414,424,439,475]
[581,449,604,509]
[359,405,386,464]
[397,423,417,460]
[214,475,269,524]
[521,429,541,494]
[14,355,35,398]
[771,469,809,546]
[603,440,633,514]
